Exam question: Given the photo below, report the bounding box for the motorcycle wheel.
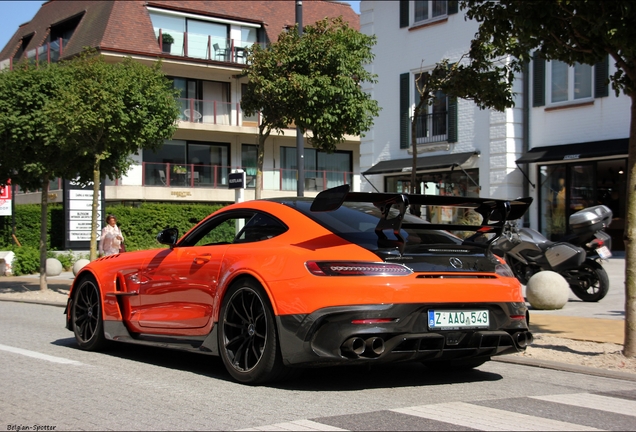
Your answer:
[568,260,610,302]
[506,255,532,285]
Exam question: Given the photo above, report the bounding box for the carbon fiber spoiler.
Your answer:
[311,184,532,249]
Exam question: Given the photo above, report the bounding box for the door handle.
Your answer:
[193,254,212,265]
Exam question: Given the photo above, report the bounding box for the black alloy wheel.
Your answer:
[71,277,107,350]
[218,279,286,384]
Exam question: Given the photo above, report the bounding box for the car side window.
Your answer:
[179,211,287,247]
[233,213,288,243]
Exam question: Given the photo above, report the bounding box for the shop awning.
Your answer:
[515,139,628,164]
[363,151,477,175]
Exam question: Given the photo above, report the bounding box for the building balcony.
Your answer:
[156,28,263,65]
[414,111,448,144]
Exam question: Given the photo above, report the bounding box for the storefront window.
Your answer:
[540,165,567,240]
[539,159,625,248]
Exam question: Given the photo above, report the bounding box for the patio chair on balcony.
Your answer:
[183,109,202,122]
[213,43,229,61]
[158,169,167,185]
[187,171,200,185]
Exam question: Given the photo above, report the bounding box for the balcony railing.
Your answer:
[177,98,260,127]
[1,38,66,70]
[156,28,265,64]
[414,111,448,144]
[137,163,352,190]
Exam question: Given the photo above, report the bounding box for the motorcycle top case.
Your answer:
[569,205,613,235]
[545,243,586,272]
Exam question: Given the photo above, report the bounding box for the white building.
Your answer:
[359,0,629,249]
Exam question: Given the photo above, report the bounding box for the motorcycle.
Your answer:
[492,205,613,302]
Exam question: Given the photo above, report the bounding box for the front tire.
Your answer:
[506,255,532,285]
[218,279,286,385]
[71,276,107,351]
[568,260,610,302]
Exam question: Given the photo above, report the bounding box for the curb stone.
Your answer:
[493,356,636,382]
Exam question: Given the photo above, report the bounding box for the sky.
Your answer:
[0,0,360,52]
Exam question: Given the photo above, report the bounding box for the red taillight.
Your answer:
[510,315,526,320]
[305,261,413,276]
[351,318,396,324]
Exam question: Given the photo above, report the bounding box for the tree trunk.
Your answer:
[89,156,101,261]
[39,174,50,291]
[254,126,270,200]
[624,94,636,357]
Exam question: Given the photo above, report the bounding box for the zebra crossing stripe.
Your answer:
[391,402,601,431]
[531,393,636,417]
[237,419,348,431]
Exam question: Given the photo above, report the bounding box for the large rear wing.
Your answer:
[311,185,532,251]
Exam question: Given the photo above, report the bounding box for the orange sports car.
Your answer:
[66,185,533,385]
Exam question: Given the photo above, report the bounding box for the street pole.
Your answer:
[296,0,304,197]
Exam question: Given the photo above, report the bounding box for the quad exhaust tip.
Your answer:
[515,331,534,348]
[341,336,386,358]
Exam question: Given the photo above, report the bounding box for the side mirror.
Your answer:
[156,228,179,247]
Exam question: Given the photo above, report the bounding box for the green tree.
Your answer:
[45,51,181,260]
[0,62,89,290]
[461,0,636,356]
[241,17,380,198]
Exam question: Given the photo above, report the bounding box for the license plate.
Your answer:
[597,246,612,259]
[428,310,489,330]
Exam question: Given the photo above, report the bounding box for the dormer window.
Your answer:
[13,33,33,60]
[49,12,84,46]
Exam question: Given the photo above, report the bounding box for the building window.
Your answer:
[143,140,229,187]
[13,34,33,60]
[170,77,230,124]
[532,53,608,107]
[414,0,447,23]
[400,72,457,148]
[49,13,84,46]
[414,73,448,144]
[400,1,457,28]
[241,144,258,188]
[538,159,626,248]
[280,148,352,191]
[549,61,592,104]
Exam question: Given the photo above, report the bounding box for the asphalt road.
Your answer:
[2,301,636,431]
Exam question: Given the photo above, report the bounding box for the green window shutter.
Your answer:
[594,54,609,98]
[532,52,545,107]
[447,96,458,143]
[400,72,410,149]
[448,1,459,15]
[400,1,409,28]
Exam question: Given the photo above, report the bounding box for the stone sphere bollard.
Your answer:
[526,271,570,310]
[46,258,63,276]
[72,259,91,276]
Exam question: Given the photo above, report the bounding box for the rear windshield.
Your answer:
[289,201,461,250]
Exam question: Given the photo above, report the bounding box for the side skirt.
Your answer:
[103,321,219,356]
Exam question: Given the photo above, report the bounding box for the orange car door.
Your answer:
[135,244,229,331]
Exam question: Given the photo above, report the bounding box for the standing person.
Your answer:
[99,214,124,256]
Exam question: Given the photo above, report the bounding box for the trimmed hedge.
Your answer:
[0,201,228,253]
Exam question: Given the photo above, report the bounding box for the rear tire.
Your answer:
[218,279,288,385]
[71,276,107,351]
[568,260,609,302]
